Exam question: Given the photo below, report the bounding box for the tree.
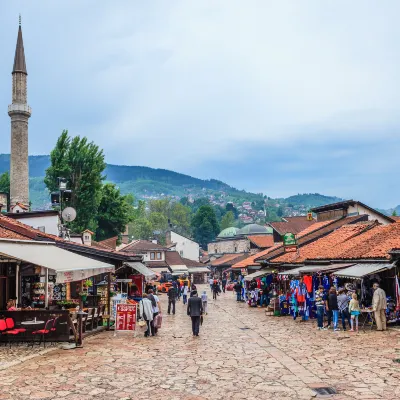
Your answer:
[226,202,238,219]
[44,130,106,232]
[130,218,153,240]
[191,205,220,248]
[392,210,398,217]
[149,212,168,232]
[95,183,132,242]
[277,206,284,217]
[0,171,10,194]
[220,211,235,230]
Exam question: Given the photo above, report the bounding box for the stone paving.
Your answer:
[0,285,399,399]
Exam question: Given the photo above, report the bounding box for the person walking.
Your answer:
[167,285,177,315]
[201,290,208,314]
[337,288,351,331]
[209,277,214,291]
[139,294,154,337]
[328,287,339,331]
[212,280,219,300]
[148,289,161,336]
[315,285,325,330]
[182,284,189,305]
[372,283,387,331]
[221,277,227,293]
[187,291,203,336]
[234,281,242,302]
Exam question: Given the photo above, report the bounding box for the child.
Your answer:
[348,293,360,332]
[201,291,208,314]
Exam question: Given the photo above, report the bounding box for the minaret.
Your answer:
[8,16,31,209]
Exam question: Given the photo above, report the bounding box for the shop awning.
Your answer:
[169,265,189,273]
[0,239,114,283]
[278,264,354,276]
[332,263,394,279]
[123,262,156,279]
[187,267,210,274]
[244,269,275,281]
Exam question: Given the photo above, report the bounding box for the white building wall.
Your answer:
[12,214,60,236]
[170,231,200,261]
[141,250,166,262]
[347,204,391,225]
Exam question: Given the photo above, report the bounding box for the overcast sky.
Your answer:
[1,1,399,208]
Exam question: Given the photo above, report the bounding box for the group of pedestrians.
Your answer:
[315,282,387,332]
[138,289,161,337]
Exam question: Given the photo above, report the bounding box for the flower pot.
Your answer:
[80,295,87,302]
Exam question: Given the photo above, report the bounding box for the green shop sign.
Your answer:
[283,232,297,247]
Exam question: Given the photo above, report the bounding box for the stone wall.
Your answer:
[208,238,250,255]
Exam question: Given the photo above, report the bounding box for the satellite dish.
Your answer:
[62,207,77,222]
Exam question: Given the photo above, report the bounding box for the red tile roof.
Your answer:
[211,253,249,267]
[181,257,204,267]
[165,251,185,266]
[247,235,274,248]
[255,215,369,262]
[120,240,168,252]
[269,216,316,236]
[296,220,334,237]
[232,245,282,269]
[272,221,400,264]
[94,236,118,250]
[0,225,28,240]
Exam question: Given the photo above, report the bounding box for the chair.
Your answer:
[92,306,100,330]
[50,317,59,343]
[1,318,23,347]
[32,319,54,348]
[85,308,95,331]
[98,304,105,326]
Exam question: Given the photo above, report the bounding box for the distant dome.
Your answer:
[217,227,240,238]
[237,224,273,235]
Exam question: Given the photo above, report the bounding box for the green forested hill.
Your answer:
[0,154,346,212]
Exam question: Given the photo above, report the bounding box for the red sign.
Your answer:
[116,303,137,331]
[285,245,298,253]
[129,274,144,296]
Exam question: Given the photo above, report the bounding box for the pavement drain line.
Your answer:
[213,302,334,393]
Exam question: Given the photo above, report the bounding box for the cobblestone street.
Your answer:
[1,285,399,400]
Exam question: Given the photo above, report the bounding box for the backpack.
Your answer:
[147,294,157,308]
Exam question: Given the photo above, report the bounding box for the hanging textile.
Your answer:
[395,275,400,311]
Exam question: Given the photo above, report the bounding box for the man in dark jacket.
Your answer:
[187,291,203,336]
[221,278,227,293]
[167,286,177,315]
[234,282,242,302]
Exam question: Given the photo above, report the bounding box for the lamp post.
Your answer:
[51,177,72,238]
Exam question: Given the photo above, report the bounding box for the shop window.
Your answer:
[156,252,162,260]
[150,252,155,260]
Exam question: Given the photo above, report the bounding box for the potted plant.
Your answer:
[79,291,88,302]
[83,279,93,288]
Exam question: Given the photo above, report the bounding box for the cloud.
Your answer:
[0,1,400,207]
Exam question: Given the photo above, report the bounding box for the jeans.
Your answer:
[191,316,201,335]
[340,309,351,330]
[183,294,187,305]
[213,291,218,300]
[316,306,324,328]
[236,292,241,301]
[260,294,269,307]
[150,312,159,336]
[332,310,339,329]
[222,285,226,293]
[168,299,176,314]
[144,320,151,337]
[326,309,332,327]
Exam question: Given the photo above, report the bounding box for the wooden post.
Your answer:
[15,263,20,305]
[44,268,49,309]
[107,272,111,330]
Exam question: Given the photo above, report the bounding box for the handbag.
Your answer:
[154,314,162,329]
[138,319,146,327]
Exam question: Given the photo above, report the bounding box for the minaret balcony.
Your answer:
[8,103,31,117]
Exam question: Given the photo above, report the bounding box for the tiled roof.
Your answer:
[296,220,334,237]
[272,223,374,264]
[211,253,248,267]
[272,221,400,264]
[94,236,118,250]
[0,225,28,240]
[181,257,204,267]
[269,216,316,236]
[255,215,369,262]
[146,261,169,268]
[232,245,281,269]
[165,251,185,266]
[247,235,274,248]
[120,240,168,252]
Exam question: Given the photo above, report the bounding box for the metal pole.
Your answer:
[15,263,20,305]
[107,272,111,330]
[44,268,49,309]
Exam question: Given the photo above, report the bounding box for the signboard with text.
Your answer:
[116,303,137,332]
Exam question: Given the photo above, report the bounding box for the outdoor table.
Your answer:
[360,309,375,331]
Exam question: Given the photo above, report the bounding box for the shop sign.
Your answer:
[283,232,297,247]
[116,279,132,283]
[284,245,298,253]
[116,303,137,332]
[241,268,247,276]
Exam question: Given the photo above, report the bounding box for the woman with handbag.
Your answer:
[139,293,154,337]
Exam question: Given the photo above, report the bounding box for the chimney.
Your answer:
[82,230,93,246]
[151,239,158,244]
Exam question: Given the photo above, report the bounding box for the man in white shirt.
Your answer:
[209,277,214,291]
[148,289,161,336]
[183,285,189,305]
